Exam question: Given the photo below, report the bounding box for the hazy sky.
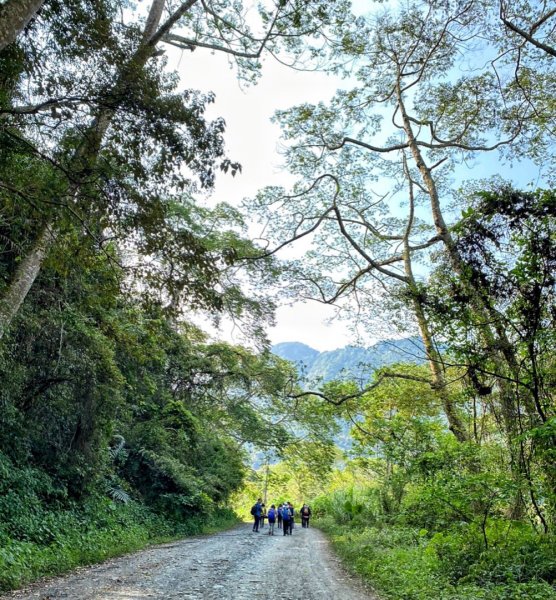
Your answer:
[167,46,361,351]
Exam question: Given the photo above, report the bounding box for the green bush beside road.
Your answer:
[315,489,556,600]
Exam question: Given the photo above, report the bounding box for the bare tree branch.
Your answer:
[289,371,434,406]
[500,3,556,57]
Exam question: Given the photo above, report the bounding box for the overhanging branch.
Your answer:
[289,371,433,406]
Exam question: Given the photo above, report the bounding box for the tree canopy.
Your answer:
[0,1,555,598]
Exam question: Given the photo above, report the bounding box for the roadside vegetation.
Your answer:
[255,375,556,599]
[249,330,556,599]
[1,0,556,597]
[0,486,238,591]
[314,461,556,600]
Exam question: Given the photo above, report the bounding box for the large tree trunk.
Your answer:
[412,291,469,442]
[0,224,56,339]
[397,86,550,523]
[402,173,468,442]
[0,0,171,339]
[397,86,522,386]
[0,0,45,53]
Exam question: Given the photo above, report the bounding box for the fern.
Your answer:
[108,486,130,504]
[109,435,127,462]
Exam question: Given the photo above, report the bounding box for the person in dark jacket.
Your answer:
[251,498,262,532]
[286,502,295,535]
[300,504,312,528]
[281,503,291,535]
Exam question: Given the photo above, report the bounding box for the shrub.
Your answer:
[0,492,239,592]
[314,487,556,600]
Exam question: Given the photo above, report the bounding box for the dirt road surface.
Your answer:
[0,523,377,600]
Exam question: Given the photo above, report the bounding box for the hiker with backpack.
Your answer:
[250,498,263,532]
[281,503,291,536]
[300,504,312,528]
[286,502,295,534]
[277,504,283,529]
[267,504,277,535]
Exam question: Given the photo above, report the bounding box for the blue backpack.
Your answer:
[268,508,276,521]
[281,506,290,521]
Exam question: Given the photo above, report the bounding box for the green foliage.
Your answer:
[306,341,556,599]
[0,189,297,590]
[316,489,556,600]
[313,486,379,526]
[0,484,238,592]
[1,2,555,598]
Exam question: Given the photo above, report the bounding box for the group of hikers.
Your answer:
[250,499,312,535]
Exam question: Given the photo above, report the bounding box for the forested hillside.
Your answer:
[1,1,556,599]
[272,338,425,384]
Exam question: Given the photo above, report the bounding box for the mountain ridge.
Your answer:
[272,337,425,383]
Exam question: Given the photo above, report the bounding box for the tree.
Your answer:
[0,0,344,339]
[0,0,44,53]
[0,214,307,506]
[347,365,452,516]
[426,185,556,523]
[248,0,555,434]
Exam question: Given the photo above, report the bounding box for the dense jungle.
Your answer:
[0,1,555,598]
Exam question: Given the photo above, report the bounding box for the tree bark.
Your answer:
[396,85,524,389]
[0,224,57,339]
[0,0,170,339]
[411,289,469,442]
[0,0,45,53]
[402,170,468,442]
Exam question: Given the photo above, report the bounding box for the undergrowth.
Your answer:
[0,495,238,592]
[314,489,556,600]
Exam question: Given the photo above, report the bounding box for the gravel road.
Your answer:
[0,523,377,600]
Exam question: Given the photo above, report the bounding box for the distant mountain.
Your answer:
[271,342,320,373]
[271,338,426,453]
[272,337,425,384]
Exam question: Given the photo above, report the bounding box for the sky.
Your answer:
[166,46,361,351]
[163,13,545,352]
